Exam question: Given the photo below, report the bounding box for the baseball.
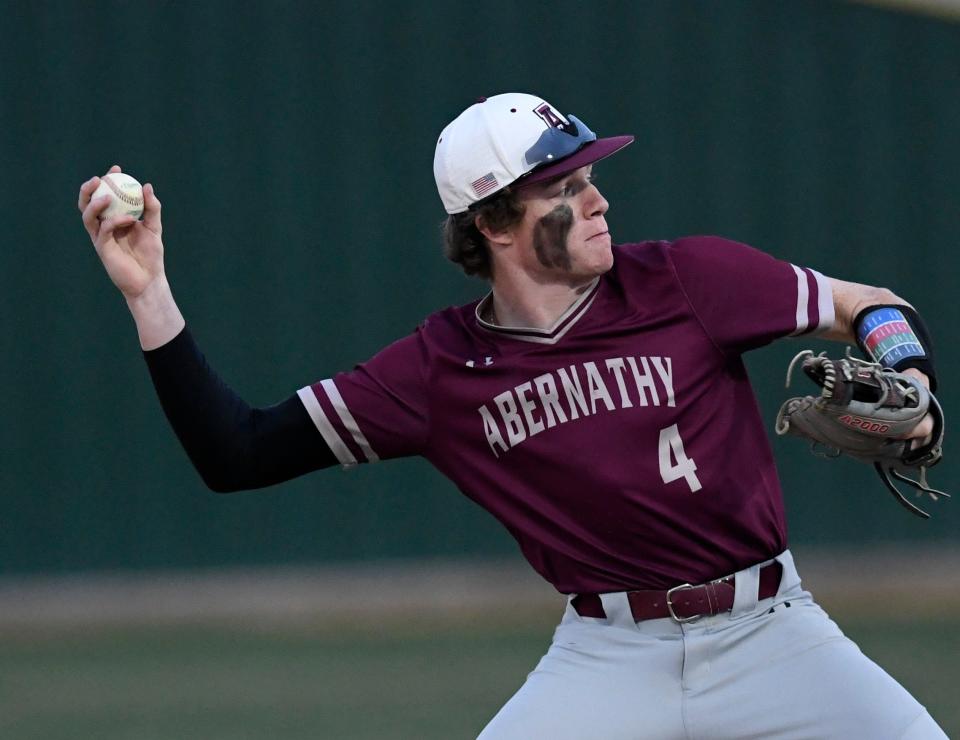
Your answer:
[92,172,144,220]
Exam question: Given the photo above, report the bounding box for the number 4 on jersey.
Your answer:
[658,424,702,492]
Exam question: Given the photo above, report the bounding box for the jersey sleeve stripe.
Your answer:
[810,269,835,334]
[789,264,810,336]
[320,379,381,463]
[297,386,358,467]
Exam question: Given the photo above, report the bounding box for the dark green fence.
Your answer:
[3,1,958,574]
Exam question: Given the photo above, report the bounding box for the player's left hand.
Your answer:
[776,351,947,518]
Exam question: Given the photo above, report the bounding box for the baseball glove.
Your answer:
[775,350,948,518]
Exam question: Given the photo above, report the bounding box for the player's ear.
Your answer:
[475,213,514,248]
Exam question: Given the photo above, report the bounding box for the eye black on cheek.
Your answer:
[532,204,574,271]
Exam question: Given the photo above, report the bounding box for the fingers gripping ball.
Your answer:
[92,173,144,220]
[775,350,949,518]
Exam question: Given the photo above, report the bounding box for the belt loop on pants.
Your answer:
[571,560,783,623]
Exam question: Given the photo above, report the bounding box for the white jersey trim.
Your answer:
[297,386,358,468]
[788,265,834,336]
[810,269,835,334]
[789,264,810,336]
[475,277,600,345]
[320,379,380,463]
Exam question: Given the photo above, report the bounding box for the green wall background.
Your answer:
[2,1,958,575]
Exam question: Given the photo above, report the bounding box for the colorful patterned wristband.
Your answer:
[855,306,925,367]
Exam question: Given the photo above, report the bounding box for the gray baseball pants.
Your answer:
[478,550,946,739]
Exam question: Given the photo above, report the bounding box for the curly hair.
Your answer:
[442,189,526,280]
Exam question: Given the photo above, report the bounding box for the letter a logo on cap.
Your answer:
[534,102,566,130]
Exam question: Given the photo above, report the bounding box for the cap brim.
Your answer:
[518,135,635,187]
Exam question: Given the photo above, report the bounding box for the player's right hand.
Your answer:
[79,165,165,300]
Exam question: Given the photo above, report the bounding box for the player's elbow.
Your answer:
[186,447,257,493]
[196,465,248,494]
[201,473,245,494]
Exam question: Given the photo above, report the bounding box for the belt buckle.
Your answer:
[666,583,702,623]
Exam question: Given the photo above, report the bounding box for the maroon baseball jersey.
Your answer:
[297,237,834,593]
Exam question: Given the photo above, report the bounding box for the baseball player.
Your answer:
[78,92,947,739]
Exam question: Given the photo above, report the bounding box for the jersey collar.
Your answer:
[475,278,601,345]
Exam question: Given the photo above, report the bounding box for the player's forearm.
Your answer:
[822,277,937,392]
[820,278,907,344]
[125,276,186,351]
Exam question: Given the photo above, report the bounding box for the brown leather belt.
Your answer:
[571,561,783,623]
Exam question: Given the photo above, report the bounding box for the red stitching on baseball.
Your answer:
[103,176,143,207]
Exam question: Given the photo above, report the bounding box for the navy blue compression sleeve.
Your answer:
[143,327,337,492]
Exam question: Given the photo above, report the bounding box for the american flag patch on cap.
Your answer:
[471,172,499,198]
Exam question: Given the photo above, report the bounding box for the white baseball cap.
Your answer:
[433,92,634,214]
